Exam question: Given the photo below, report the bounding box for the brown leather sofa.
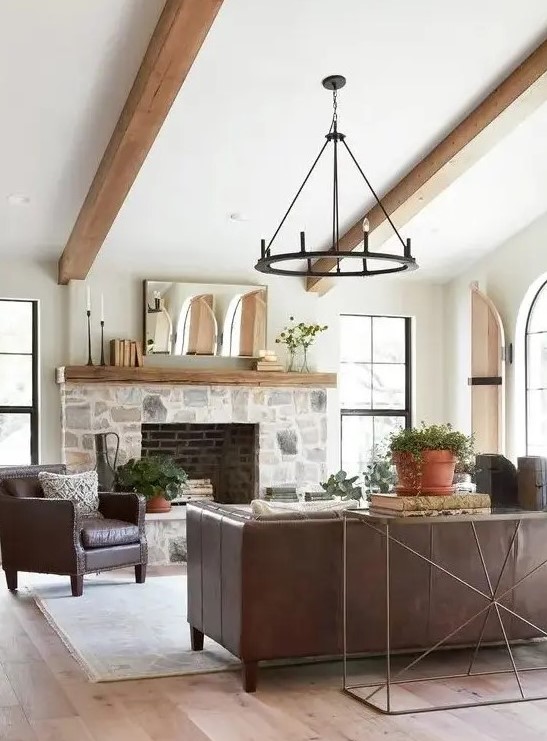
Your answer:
[187,501,547,691]
[0,464,148,596]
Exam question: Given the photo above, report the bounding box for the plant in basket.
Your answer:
[115,455,188,513]
[389,423,474,496]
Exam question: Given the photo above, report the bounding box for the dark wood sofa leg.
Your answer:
[135,564,147,584]
[70,575,83,597]
[190,626,204,651]
[4,569,17,592]
[243,661,258,693]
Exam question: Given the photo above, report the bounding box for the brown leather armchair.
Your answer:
[0,464,148,596]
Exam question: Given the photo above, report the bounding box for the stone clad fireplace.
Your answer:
[59,379,329,496]
[57,370,333,564]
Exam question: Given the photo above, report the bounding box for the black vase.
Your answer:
[94,432,120,492]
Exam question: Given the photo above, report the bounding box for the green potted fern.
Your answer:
[115,455,188,513]
[389,423,473,496]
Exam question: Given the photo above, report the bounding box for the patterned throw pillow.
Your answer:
[38,470,101,518]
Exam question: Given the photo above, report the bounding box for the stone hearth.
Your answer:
[60,383,329,495]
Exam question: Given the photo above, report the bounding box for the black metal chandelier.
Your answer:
[255,75,418,278]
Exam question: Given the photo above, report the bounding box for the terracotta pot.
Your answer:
[145,493,172,513]
[392,449,457,496]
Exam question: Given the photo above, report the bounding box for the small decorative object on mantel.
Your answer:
[275,317,328,372]
[254,350,284,372]
[109,339,144,368]
[85,287,93,366]
[114,456,188,514]
[99,294,106,366]
[389,423,474,497]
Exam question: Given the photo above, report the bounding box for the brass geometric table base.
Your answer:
[343,515,547,714]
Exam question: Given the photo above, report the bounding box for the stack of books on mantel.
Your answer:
[255,351,284,372]
[369,492,491,518]
[172,479,214,505]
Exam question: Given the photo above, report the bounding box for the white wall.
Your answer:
[0,259,67,462]
[444,211,547,461]
[72,265,446,471]
[0,256,446,468]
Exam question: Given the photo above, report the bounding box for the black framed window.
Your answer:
[0,299,38,464]
[340,314,411,476]
[525,280,547,456]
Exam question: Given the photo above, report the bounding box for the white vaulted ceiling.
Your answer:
[0,0,546,281]
[0,0,165,257]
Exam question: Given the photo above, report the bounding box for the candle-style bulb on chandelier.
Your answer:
[255,75,418,278]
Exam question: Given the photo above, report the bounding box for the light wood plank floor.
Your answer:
[2,568,547,740]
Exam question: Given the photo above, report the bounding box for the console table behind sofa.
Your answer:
[186,502,546,691]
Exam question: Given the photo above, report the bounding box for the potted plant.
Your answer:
[389,423,474,496]
[275,317,328,372]
[453,452,476,484]
[363,447,397,501]
[115,455,188,513]
[320,470,362,501]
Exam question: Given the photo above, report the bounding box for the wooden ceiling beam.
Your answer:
[58,0,224,285]
[306,37,547,292]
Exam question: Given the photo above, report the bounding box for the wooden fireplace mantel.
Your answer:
[56,366,337,388]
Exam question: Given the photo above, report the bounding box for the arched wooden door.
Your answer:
[470,282,505,454]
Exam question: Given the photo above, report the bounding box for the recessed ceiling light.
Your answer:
[7,194,30,206]
[229,212,250,222]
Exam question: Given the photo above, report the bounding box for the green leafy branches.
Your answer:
[275,316,328,351]
[363,446,396,495]
[320,470,362,501]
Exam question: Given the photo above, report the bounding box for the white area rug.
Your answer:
[30,575,240,682]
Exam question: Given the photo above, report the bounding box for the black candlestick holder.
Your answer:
[86,310,93,366]
[100,320,106,366]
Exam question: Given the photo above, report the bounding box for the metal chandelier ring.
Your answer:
[255,250,418,277]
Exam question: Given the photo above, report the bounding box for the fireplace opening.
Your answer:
[141,423,259,504]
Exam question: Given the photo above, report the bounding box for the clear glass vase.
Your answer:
[286,348,297,372]
[300,347,311,373]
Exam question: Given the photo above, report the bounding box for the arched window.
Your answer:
[525,280,547,455]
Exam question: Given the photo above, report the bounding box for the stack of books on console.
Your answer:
[265,485,298,502]
[172,478,214,505]
[255,351,284,372]
[369,492,491,518]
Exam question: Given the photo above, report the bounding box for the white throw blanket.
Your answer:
[251,499,361,516]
